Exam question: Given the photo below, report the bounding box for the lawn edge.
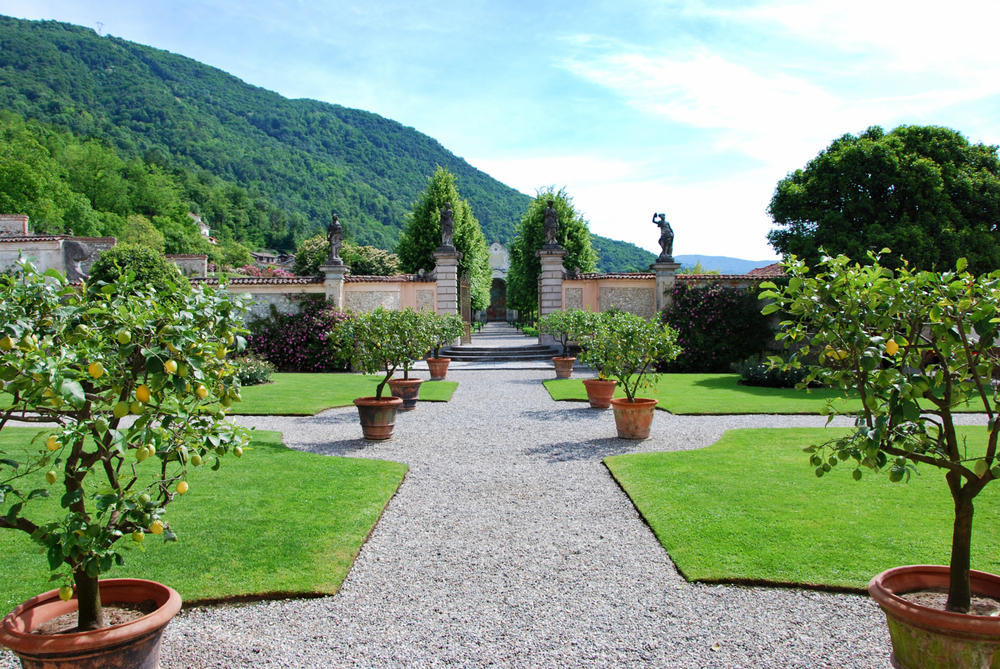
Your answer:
[602,456,870,596]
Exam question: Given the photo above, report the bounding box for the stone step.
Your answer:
[440,344,561,362]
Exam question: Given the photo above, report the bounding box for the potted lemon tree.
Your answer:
[576,311,680,438]
[386,308,434,411]
[426,312,465,381]
[0,259,251,668]
[762,253,1000,669]
[539,309,592,379]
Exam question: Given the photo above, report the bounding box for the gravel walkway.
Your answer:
[4,368,988,668]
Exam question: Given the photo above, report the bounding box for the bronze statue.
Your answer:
[543,200,559,245]
[440,202,454,248]
[653,213,673,261]
[327,214,343,264]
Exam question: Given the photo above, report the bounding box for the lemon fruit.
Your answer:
[132,530,144,543]
[45,470,57,484]
[117,331,132,345]
[113,401,130,418]
[190,454,203,466]
[136,384,151,403]
[135,447,149,462]
[0,336,13,351]
[176,481,189,494]
[195,385,208,399]
[164,359,178,374]
[150,520,164,535]
[45,435,60,451]
[233,446,243,458]
[88,361,104,379]
[129,401,143,415]
[886,339,899,356]
[58,585,73,602]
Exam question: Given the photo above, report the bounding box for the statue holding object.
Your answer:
[653,213,674,262]
[327,213,343,264]
[543,200,559,246]
[439,202,455,249]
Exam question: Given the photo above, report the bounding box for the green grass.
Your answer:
[0,429,407,614]
[231,374,458,415]
[545,374,863,414]
[605,427,1000,590]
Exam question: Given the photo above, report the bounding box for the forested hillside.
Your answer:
[0,14,660,272]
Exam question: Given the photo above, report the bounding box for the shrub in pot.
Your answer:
[539,309,593,379]
[333,307,419,438]
[576,311,680,438]
[762,253,1000,668]
[426,312,465,381]
[0,259,251,667]
[387,308,435,411]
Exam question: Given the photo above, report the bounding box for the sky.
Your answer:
[3,0,999,260]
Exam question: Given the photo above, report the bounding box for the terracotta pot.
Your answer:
[552,357,576,379]
[609,397,658,439]
[387,378,423,412]
[582,378,617,409]
[0,578,181,669]
[353,396,404,439]
[868,565,1000,669]
[426,358,451,381]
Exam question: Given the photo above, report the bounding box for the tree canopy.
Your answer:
[767,125,1000,274]
[396,167,491,309]
[507,188,598,318]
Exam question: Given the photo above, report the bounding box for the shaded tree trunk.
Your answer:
[946,483,974,613]
[74,570,104,631]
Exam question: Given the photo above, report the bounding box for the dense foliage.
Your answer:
[762,253,1000,613]
[0,259,250,630]
[538,309,597,358]
[591,235,656,273]
[428,312,466,358]
[731,353,807,388]
[661,283,771,373]
[507,188,598,318]
[292,233,401,276]
[333,307,433,399]
[87,243,191,298]
[768,125,1000,274]
[246,296,352,372]
[234,354,276,386]
[0,16,531,249]
[396,167,491,310]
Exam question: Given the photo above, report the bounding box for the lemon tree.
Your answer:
[575,311,681,401]
[428,312,465,359]
[0,258,251,631]
[761,252,1000,614]
[538,308,599,359]
[333,307,432,399]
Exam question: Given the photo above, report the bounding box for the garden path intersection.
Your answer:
[158,367,989,669]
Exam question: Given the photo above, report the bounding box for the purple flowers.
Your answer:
[247,296,353,372]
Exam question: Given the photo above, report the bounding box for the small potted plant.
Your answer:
[333,307,414,438]
[539,309,590,379]
[426,312,465,381]
[576,311,680,438]
[386,308,433,411]
[763,253,1000,669]
[0,259,251,668]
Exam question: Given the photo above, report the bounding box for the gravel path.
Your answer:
[5,367,987,668]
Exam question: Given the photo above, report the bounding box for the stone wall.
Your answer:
[167,254,208,277]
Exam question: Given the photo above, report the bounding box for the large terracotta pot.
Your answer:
[387,378,423,412]
[609,397,658,439]
[868,565,1000,669]
[0,578,181,669]
[552,357,576,379]
[582,378,617,409]
[426,358,451,381]
[353,396,404,439]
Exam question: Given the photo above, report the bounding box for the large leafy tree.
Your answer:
[507,188,598,318]
[767,125,1000,274]
[396,167,491,309]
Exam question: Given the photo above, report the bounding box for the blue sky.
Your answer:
[3,0,999,260]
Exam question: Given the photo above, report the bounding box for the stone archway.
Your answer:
[487,278,507,322]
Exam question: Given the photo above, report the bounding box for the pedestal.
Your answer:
[537,246,569,346]
[432,248,462,316]
[320,262,348,309]
[652,261,682,312]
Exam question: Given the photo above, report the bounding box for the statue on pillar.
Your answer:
[327,213,343,264]
[439,202,454,249]
[543,200,559,246]
[653,213,673,262]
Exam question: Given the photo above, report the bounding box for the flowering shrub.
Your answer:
[247,296,353,372]
[235,264,294,278]
[661,283,772,373]
[234,354,276,386]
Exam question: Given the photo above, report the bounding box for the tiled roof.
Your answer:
[574,272,655,280]
[0,235,65,242]
[677,274,762,281]
[191,276,324,286]
[345,274,433,283]
[745,263,784,277]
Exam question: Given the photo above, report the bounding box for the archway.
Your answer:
[487,278,507,321]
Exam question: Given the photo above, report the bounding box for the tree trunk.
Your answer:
[946,486,974,613]
[74,570,104,631]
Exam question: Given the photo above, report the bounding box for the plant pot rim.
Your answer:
[427,357,451,362]
[552,356,576,362]
[353,396,404,407]
[868,565,1000,637]
[609,397,658,408]
[387,378,423,386]
[582,378,617,385]
[0,578,181,654]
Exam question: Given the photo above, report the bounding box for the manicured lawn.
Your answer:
[545,374,863,414]
[605,427,1000,591]
[0,429,407,614]
[231,373,458,415]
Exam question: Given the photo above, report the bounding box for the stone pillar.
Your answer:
[432,248,463,315]
[652,261,682,312]
[320,263,349,309]
[536,245,568,346]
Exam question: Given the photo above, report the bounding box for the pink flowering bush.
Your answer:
[661,283,772,373]
[247,296,353,372]
[235,265,294,278]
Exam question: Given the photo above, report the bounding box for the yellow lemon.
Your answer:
[58,585,73,602]
[176,481,189,495]
[886,339,899,356]
[195,385,208,399]
[129,401,143,415]
[45,470,57,484]
[136,447,149,462]
[117,331,132,345]
[164,360,178,374]
[113,401,130,418]
[233,446,243,458]
[150,520,164,535]
[166,343,180,355]
[0,336,12,351]
[88,361,104,379]
[190,453,203,466]
[46,435,60,451]
[136,384,151,403]
[132,530,144,543]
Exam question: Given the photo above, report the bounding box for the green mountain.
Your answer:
[0,14,659,272]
